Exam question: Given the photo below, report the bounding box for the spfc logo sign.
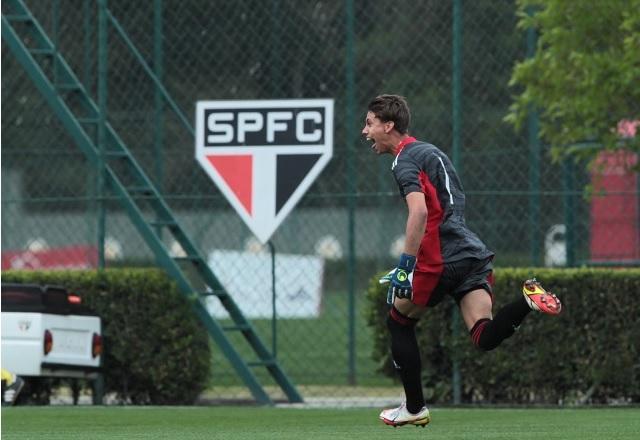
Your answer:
[195,99,334,243]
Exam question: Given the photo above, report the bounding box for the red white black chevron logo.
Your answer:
[195,99,334,243]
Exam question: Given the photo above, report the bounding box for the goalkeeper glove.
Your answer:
[383,253,416,304]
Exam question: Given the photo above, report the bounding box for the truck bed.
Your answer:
[1,283,102,378]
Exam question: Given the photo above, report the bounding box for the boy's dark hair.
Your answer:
[367,94,411,134]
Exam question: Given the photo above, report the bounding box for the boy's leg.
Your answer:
[386,301,425,413]
[379,299,431,427]
[460,279,562,351]
[460,289,531,351]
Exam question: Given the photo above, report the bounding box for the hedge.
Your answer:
[2,269,211,404]
[366,267,640,404]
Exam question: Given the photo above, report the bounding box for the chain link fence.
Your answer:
[2,0,638,404]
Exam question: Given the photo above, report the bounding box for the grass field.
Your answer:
[2,406,639,440]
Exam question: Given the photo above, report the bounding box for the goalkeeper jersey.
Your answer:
[392,137,494,269]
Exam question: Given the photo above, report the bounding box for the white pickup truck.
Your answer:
[1,283,102,381]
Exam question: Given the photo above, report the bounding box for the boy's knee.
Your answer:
[387,306,418,329]
[392,298,427,320]
[469,318,497,351]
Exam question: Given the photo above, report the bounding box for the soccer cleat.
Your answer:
[2,375,24,406]
[379,402,431,427]
[522,278,562,315]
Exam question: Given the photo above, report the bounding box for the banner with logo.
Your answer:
[195,99,334,243]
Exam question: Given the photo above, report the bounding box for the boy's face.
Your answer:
[362,111,395,155]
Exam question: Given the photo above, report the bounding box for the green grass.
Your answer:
[2,407,639,440]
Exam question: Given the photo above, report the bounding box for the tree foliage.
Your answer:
[507,0,640,164]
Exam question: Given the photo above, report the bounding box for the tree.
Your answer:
[506,0,640,165]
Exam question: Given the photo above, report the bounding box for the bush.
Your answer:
[366,267,640,404]
[2,269,211,404]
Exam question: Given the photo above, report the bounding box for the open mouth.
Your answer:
[366,137,377,150]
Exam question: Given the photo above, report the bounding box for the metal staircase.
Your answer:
[1,0,302,405]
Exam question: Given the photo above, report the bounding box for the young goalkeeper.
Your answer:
[362,94,562,428]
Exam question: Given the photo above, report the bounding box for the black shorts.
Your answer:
[412,257,494,307]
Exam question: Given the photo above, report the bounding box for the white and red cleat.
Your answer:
[379,402,431,428]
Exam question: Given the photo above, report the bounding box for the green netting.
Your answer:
[2,0,637,403]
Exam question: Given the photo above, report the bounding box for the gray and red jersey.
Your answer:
[392,137,494,272]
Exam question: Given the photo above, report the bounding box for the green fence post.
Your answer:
[95,0,108,402]
[563,158,576,267]
[92,372,105,405]
[452,0,463,177]
[97,0,108,269]
[345,0,357,386]
[153,0,164,239]
[270,0,282,94]
[451,0,463,405]
[82,0,93,88]
[153,0,164,195]
[527,6,541,266]
[268,0,283,360]
[83,1,101,353]
[83,0,96,275]
[52,0,59,84]
[268,241,278,358]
